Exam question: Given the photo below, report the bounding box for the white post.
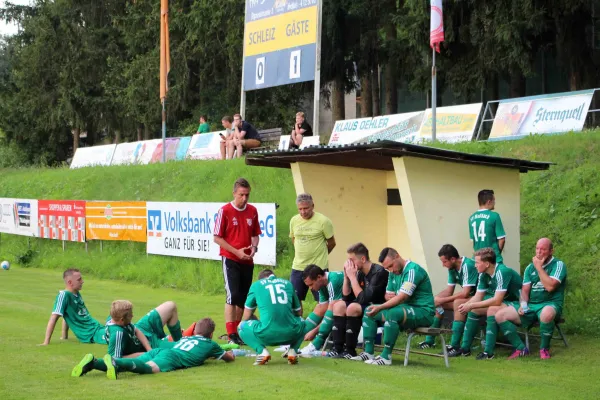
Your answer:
[313,0,323,138]
[240,4,248,117]
[432,48,437,141]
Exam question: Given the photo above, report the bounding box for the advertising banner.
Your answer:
[38,200,86,242]
[0,198,38,236]
[186,132,222,160]
[328,113,414,145]
[146,202,276,266]
[111,142,141,165]
[489,90,594,140]
[419,103,482,142]
[70,144,116,169]
[135,139,161,165]
[352,112,425,144]
[86,201,147,242]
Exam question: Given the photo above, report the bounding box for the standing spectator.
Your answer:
[290,112,313,149]
[220,116,235,160]
[213,178,262,345]
[197,115,210,133]
[469,189,506,263]
[289,193,336,310]
[229,114,261,158]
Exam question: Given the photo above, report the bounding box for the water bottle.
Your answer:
[436,306,445,315]
[519,289,529,313]
[300,351,328,358]
[231,349,256,357]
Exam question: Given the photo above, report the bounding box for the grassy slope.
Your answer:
[1,268,599,400]
[0,131,599,333]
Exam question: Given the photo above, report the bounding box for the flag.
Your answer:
[160,0,170,100]
[430,0,444,53]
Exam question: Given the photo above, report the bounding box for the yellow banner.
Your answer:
[244,6,317,57]
[85,201,147,242]
[419,112,479,136]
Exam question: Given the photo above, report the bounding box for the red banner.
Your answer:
[38,200,86,242]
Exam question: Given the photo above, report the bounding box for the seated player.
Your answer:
[298,264,345,355]
[352,247,435,365]
[495,238,567,359]
[419,244,478,350]
[237,269,322,366]
[449,248,522,359]
[105,300,183,359]
[328,243,388,359]
[71,318,234,379]
[41,268,107,345]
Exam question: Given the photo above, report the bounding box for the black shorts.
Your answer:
[290,268,328,302]
[222,257,254,307]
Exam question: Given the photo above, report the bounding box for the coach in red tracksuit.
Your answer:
[213,177,262,345]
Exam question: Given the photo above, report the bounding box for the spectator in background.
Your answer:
[229,114,261,158]
[220,116,235,160]
[197,115,210,134]
[290,112,313,149]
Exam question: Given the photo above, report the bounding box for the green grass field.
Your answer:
[1,267,599,400]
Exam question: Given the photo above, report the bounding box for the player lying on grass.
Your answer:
[72,318,234,378]
[105,300,184,358]
[419,244,478,350]
[237,269,322,365]
[448,248,522,360]
[297,264,344,355]
[494,238,567,360]
[352,247,435,365]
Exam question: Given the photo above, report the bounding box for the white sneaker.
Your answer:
[350,352,374,361]
[299,343,316,355]
[274,345,290,353]
[365,355,392,366]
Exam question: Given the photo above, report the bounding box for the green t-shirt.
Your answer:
[447,256,478,295]
[469,209,506,263]
[52,290,103,343]
[388,261,435,311]
[170,335,225,368]
[290,212,334,271]
[197,122,210,133]
[317,271,344,304]
[523,257,567,307]
[106,320,144,358]
[244,275,302,336]
[476,263,522,302]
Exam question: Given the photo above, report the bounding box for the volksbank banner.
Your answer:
[146,202,276,266]
[489,89,594,140]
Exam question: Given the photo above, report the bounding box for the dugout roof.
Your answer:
[245,140,552,173]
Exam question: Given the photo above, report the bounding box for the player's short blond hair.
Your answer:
[474,248,496,264]
[110,300,133,322]
[296,112,305,118]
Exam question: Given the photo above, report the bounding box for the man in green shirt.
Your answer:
[197,115,210,133]
[289,193,336,310]
[448,248,522,360]
[237,269,323,366]
[419,244,478,350]
[41,269,107,345]
[495,238,567,359]
[351,247,435,365]
[469,189,506,263]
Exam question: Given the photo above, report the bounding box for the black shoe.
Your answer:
[418,341,435,349]
[228,333,245,346]
[447,347,471,357]
[327,350,345,358]
[476,351,495,360]
[71,353,95,377]
[342,351,355,359]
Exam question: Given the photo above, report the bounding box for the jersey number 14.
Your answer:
[265,283,288,305]
[471,221,486,242]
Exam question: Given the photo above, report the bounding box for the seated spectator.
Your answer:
[290,112,313,149]
[197,115,210,134]
[229,114,261,158]
[220,116,235,160]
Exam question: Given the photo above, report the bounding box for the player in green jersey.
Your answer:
[418,244,479,349]
[469,189,506,263]
[297,264,345,355]
[448,248,522,359]
[351,247,435,365]
[237,269,322,366]
[495,238,567,359]
[41,269,107,345]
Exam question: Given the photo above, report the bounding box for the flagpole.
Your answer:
[432,48,437,142]
[160,0,169,163]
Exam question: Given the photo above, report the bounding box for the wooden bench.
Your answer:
[403,327,450,367]
[253,128,282,151]
[524,317,568,348]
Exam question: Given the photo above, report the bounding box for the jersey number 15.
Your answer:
[265,283,288,305]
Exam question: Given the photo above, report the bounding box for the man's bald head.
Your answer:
[535,237,554,262]
[537,238,553,250]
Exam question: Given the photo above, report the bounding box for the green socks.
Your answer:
[424,316,442,345]
[540,321,555,350]
[460,312,480,351]
[381,320,400,360]
[167,321,182,342]
[450,321,465,348]
[362,315,378,355]
[114,358,154,374]
[498,321,525,350]
[312,310,333,349]
[484,316,498,354]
